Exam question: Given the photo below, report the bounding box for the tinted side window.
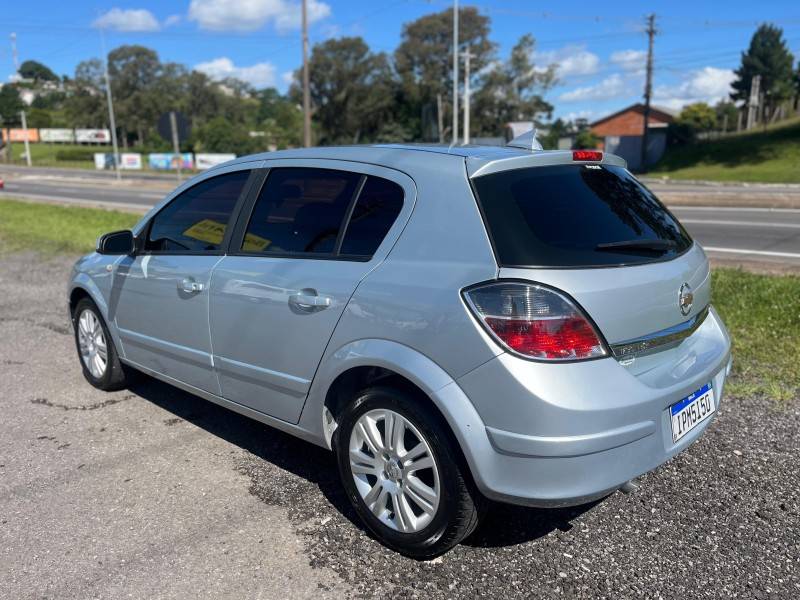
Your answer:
[146,170,250,253]
[340,176,404,257]
[242,168,360,255]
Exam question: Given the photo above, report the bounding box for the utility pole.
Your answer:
[461,50,475,144]
[452,0,459,145]
[746,74,761,130]
[640,14,656,172]
[100,30,122,181]
[436,93,444,143]
[10,33,31,167]
[169,111,182,183]
[301,0,311,147]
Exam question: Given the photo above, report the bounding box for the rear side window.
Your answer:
[242,168,361,255]
[472,164,692,267]
[146,170,250,253]
[340,176,404,256]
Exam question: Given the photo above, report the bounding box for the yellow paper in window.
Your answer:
[183,219,226,246]
[242,233,271,252]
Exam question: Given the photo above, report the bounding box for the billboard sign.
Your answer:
[40,128,75,143]
[195,153,236,169]
[6,128,39,143]
[148,153,194,170]
[75,129,111,143]
[94,153,143,170]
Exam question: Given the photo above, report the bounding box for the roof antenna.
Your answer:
[506,128,543,151]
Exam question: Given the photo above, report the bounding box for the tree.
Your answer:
[256,88,302,148]
[572,129,599,150]
[541,118,571,150]
[0,85,24,124]
[291,37,396,144]
[26,107,53,127]
[63,59,106,128]
[714,100,739,131]
[107,45,163,146]
[678,102,717,135]
[472,34,555,137]
[395,7,495,140]
[19,60,59,82]
[731,24,795,117]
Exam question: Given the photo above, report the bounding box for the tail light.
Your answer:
[464,282,608,361]
[573,150,603,161]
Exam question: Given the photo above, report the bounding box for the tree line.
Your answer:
[0,7,555,153]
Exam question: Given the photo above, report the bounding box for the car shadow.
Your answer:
[128,375,602,550]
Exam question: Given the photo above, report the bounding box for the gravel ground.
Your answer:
[1,252,798,599]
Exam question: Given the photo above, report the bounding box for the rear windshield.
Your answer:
[472,164,692,267]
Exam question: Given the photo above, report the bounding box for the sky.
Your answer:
[2,0,800,124]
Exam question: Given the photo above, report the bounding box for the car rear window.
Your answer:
[472,164,693,267]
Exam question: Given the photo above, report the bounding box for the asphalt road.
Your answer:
[2,167,800,270]
[1,252,799,599]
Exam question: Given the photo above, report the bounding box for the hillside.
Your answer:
[651,117,800,183]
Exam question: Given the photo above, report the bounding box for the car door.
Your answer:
[110,165,257,394]
[209,161,414,423]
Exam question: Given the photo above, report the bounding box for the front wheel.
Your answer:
[72,297,131,391]
[334,386,483,558]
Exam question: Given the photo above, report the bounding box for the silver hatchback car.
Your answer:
[69,143,732,557]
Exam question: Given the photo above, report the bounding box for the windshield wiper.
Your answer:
[595,239,677,252]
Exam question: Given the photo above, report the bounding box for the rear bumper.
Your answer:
[450,306,731,507]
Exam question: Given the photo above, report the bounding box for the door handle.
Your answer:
[289,291,332,311]
[180,278,205,294]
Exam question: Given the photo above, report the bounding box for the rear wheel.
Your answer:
[334,386,483,558]
[72,297,131,391]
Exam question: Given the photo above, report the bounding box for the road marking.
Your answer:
[681,219,800,229]
[0,191,151,213]
[670,206,800,214]
[703,246,800,259]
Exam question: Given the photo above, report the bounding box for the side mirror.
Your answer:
[97,230,135,255]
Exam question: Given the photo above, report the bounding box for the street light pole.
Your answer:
[101,31,122,181]
[461,50,475,144]
[10,33,32,167]
[452,0,459,146]
[302,0,312,147]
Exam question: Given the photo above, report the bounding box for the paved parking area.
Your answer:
[1,253,798,599]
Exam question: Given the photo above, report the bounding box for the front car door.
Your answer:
[110,165,258,394]
[209,161,415,422]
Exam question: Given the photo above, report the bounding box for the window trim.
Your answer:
[136,167,261,257]
[228,166,401,263]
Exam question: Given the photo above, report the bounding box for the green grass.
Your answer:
[711,268,800,403]
[0,198,139,255]
[651,117,800,183]
[0,198,797,402]
[8,142,104,169]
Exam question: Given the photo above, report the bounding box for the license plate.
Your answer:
[670,382,716,443]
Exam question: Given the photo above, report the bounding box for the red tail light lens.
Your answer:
[464,282,608,361]
[573,150,603,161]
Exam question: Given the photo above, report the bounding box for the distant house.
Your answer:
[590,103,676,171]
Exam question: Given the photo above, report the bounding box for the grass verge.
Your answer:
[651,117,800,183]
[0,198,797,402]
[712,268,799,403]
[0,198,139,255]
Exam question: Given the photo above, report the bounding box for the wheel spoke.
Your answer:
[349,449,378,475]
[356,421,383,455]
[392,492,415,532]
[383,411,396,452]
[400,442,426,465]
[79,313,91,336]
[406,475,437,506]
[406,455,434,473]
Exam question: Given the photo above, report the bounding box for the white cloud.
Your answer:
[195,57,276,88]
[610,49,646,74]
[654,66,735,110]
[164,14,182,27]
[188,0,330,33]
[559,74,627,102]
[92,8,161,32]
[534,45,600,77]
[281,71,295,86]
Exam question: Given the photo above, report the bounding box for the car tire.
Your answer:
[72,297,132,391]
[334,385,484,559]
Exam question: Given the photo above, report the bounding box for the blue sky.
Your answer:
[3,0,800,123]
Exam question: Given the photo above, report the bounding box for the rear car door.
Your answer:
[209,162,414,423]
[111,166,256,394]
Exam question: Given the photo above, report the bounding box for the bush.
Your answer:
[55,148,96,162]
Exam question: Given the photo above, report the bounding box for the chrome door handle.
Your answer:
[180,278,205,293]
[290,292,332,310]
